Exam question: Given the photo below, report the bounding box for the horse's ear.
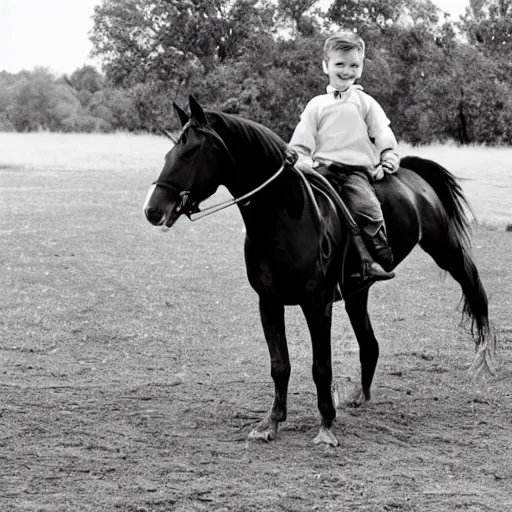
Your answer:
[173,102,189,127]
[189,95,207,124]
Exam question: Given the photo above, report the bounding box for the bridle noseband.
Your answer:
[152,124,286,221]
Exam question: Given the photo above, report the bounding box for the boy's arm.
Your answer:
[365,96,400,175]
[378,137,400,175]
[288,100,318,170]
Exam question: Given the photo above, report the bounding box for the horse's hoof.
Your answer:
[344,386,368,408]
[247,428,276,442]
[247,417,278,442]
[313,426,339,447]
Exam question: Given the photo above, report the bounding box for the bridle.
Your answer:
[152,123,286,221]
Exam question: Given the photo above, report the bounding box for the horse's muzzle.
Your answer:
[145,205,165,226]
[143,184,179,227]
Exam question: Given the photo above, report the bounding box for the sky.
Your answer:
[0,0,472,75]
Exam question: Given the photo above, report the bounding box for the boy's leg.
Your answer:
[340,171,394,280]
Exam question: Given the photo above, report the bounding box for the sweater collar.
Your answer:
[326,84,363,97]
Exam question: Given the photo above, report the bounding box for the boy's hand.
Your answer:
[374,157,398,181]
[381,160,397,173]
[286,147,314,172]
[373,165,385,181]
[285,147,299,166]
[294,155,314,173]
[380,150,400,174]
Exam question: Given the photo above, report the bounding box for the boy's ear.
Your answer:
[356,63,363,79]
[322,60,329,75]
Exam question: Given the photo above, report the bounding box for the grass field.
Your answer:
[2,132,512,226]
[1,133,512,511]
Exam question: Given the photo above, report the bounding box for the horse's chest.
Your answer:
[245,238,322,299]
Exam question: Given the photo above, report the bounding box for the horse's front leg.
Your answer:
[344,287,378,407]
[301,297,338,447]
[248,296,290,442]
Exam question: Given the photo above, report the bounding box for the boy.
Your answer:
[289,31,399,282]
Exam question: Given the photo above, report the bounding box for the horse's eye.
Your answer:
[181,145,197,160]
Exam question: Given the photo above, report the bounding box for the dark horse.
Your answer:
[144,96,494,446]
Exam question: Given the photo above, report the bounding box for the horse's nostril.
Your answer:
[146,206,163,225]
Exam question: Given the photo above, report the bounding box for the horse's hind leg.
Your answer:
[419,228,494,376]
[344,287,379,406]
[248,297,290,442]
[420,232,489,333]
[301,297,338,446]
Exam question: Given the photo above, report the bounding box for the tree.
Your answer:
[88,88,143,131]
[277,0,322,36]
[1,1,507,142]
[327,0,440,32]
[459,0,512,59]
[192,34,326,140]
[5,68,81,132]
[90,0,278,87]
[67,65,104,94]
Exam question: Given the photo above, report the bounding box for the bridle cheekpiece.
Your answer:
[152,124,286,222]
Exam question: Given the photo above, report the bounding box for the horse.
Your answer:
[143,96,494,447]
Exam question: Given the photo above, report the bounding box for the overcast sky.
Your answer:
[0,0,471,75]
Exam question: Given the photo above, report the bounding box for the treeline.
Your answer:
[1,0,511,145]
[0,67,143,133]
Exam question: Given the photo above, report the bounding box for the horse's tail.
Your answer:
[400,156,496,379]
[400,155,474,249]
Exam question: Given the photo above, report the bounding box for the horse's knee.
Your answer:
[271,361,291,386]
[312,361,332,387]
[359,338,379,359]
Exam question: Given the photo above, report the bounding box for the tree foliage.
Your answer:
[90,0,277,86]
[459,0,512,56]
[1,0,511,145]
[458,0,512,85]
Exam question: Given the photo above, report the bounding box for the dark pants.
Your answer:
[321,164,384,238]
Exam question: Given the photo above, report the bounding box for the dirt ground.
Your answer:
[1,162,512,511]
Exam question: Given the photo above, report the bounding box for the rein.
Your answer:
[153,123,287,222]
[188,162,286,221]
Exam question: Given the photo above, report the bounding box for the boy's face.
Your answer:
[322,48,363,91]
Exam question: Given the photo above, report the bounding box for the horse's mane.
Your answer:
[205,110,289,163]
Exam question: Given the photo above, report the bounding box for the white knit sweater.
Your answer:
[289,85,399,179]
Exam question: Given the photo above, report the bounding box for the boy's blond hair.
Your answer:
[323,31,366,61]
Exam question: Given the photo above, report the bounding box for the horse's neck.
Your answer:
[212,117,284,196]
[209,116,315,237]
[235,167,315,242]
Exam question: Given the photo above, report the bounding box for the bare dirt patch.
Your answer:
[1,161,512,511]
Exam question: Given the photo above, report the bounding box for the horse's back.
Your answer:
[374,167,451,268]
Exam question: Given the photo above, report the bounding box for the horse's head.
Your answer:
[144,96,232,228]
